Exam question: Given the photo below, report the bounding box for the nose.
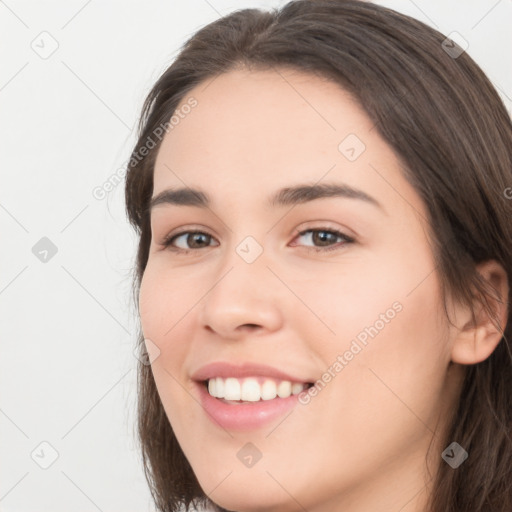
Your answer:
[198,254,284,341]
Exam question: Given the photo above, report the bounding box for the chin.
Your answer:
[192,465,304,512]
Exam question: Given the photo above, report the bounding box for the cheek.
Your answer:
[297,243,449,406]
[138,262,195,408]
[138,259,196,340]
[290,250,431,350]
[138,264,195,426]
[280,274,449,482]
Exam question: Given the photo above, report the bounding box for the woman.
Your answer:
[125,1,512,511]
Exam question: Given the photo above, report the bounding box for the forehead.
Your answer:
[151,68,422,220]
[155,68,376,175]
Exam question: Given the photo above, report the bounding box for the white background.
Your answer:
[1,1,511,510]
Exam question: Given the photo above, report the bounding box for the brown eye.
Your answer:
[161,227,354,255]
[292,228,354,252]
[162,231,218,252]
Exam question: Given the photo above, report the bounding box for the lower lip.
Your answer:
[195,381,304,431]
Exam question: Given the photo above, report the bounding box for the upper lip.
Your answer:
[191,361,313,383]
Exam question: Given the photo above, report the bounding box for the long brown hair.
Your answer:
[124,1,512,510]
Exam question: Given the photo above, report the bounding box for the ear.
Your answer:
[450,260,509,365]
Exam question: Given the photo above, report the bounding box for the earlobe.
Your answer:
[450,260,510,365]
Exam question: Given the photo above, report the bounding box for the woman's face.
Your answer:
[139,68,466,512]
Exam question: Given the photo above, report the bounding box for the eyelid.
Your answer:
[291,220,356,239]
[160,224,215,241]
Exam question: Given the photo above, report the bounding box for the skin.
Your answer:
[138,68,508,512]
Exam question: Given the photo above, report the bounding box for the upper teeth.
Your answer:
[207,377,307,401]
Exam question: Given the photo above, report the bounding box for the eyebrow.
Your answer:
[149,182,384,213]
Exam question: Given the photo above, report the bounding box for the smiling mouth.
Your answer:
[203,377,314,403]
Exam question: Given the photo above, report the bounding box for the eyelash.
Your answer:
[160,227,355,254]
